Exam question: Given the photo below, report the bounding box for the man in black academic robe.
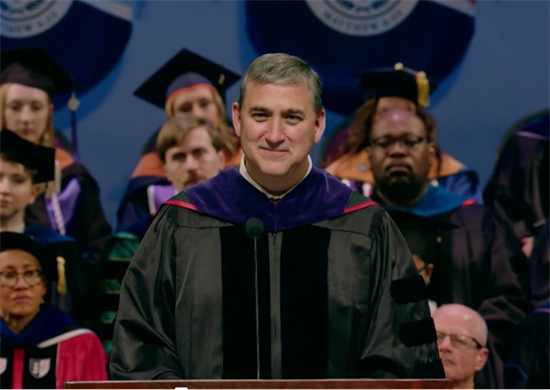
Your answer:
[364,107,531,388]
[109,53,443,380]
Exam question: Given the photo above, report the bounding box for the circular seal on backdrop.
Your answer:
[246,0,476,116]
[0,0,73,38]
[305,0,419,37]
[1,0,133,94]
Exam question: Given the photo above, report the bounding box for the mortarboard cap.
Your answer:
[359,63,438,107]
[0,129,55,183]
[0,47,74,98]
[134,48,240,109]
[387,209,457,264]
[1,47,82,161]
[0,232,59,283]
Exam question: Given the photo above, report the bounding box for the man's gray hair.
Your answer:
[238,53,323,113]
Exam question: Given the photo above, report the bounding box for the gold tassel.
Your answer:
[56,257,67,295]
[416,71,430,107]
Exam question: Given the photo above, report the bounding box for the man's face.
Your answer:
[232,82,325,188]
[171,86,220,128]
[433,309,489,386]
[4,84,52,145]
[367,109,435,204]
[0,158,38,223]
[163,126,225,192]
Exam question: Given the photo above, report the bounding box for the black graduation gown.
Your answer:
[109,167,443,380]
[483,116,549,242]
[436,204,531,357]
[504,303,550,389]
[529,223,549,307]
[25,161,112,265]
[373,186,532,388]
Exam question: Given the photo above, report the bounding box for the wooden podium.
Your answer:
[64,379,452,389]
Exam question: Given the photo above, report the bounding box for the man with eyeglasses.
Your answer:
[433,304,489,389]
[365,107,530,388]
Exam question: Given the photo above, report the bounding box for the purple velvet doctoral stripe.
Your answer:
[152,184,177,213]
[45,178,80,233]
[184,166,355,232]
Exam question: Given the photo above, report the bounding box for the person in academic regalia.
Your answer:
[504,301,550,389]
[95,114,227,352]
[0,129,91,327]
[325,63,482,202]
[433,304,490,390]
[0,47,112,266]
[483,110,549,307]
[364,107,531,388]
[528,222,549,307]
[0,232,107,389]
[109,53,444,380]
[116,48,242,231]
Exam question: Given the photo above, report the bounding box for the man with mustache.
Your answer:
[367,108,531,388]
[96,114,226,352]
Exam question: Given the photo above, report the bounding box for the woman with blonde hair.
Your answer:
[117,49,242,230]
[0,47,112,265]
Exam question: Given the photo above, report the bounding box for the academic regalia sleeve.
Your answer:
[359,209,443,379]
[70,169,112,264]
[56,331,108,388]
[529,223,549,307]
[483,135,548,241]
[109,206,182,380]
[478,211,532,357]
[504,306,550,389]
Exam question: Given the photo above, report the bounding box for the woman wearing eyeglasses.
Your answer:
[0,232,106,389]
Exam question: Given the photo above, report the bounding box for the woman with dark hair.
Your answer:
[0,232,107,388]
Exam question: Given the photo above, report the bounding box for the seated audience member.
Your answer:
[117,48,241,230]
[504,301,550,389]
[95,114,227,352]
[0,232,107,388]
[364,108,530,362]
[325,63,481,202]
[484,110,549,307]
[0,130,90,326]
[433,304,489,389]
[0,47,112,265]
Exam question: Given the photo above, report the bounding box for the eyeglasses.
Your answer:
[436,332,483,350]
[370,135,426,150]
[0,269,43,288]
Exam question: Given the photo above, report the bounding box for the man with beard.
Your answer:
[95,114,226,352]
[366,108,531,388]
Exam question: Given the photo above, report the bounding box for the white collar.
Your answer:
[239,155,313,201]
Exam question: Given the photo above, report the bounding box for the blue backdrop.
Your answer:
[2,0,548,228]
